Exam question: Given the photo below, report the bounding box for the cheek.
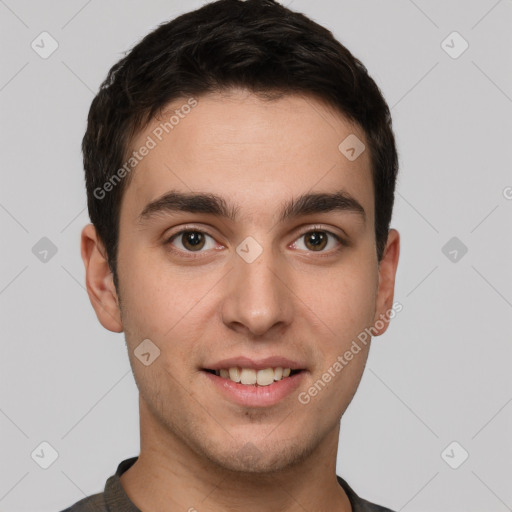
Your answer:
[297,264,377,411]
[118,245,181,327]
[296,257,378,345]
[117,247,216,364]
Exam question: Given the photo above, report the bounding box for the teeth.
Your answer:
[229,367,241,383]
[240,368,257,385]
[257,368,275,386]
[274,367,283,381]
[215,367,295,385]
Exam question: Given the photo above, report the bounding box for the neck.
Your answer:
[120,397,352,512]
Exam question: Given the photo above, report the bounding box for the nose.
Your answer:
[221,243,294,338]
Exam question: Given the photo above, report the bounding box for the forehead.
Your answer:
[121,90,374,226]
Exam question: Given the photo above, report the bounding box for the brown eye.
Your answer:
[168,230,216,253]
[181,231,205,251]
[303,231,328,251]
[291,229,342,253]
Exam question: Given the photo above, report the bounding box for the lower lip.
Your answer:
[202,371,306,407]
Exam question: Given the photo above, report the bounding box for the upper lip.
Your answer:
[203,356,305,371]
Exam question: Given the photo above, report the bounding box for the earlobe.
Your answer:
[372,229,400,337]
[80,224,123,333]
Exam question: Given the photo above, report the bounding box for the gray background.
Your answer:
[1,0,511,511]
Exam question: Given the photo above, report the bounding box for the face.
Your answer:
[82,88,399,474]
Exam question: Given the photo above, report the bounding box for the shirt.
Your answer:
[60,457,395,512]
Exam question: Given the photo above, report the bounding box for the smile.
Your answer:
[205,367,301,386]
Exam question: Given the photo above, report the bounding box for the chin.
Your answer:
[201,436,316,475]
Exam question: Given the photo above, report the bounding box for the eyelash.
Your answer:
[165,225,346,259]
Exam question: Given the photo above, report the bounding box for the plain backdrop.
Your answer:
[0,1,511,511]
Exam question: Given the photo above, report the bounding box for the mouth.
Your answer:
[200,356,307,407]
[202,367,303,386]
[201,363,306,408]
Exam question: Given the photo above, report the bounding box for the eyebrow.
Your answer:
[138,189,366,225]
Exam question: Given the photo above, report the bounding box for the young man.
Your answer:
[65,0,400,510]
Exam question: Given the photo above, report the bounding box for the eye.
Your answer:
[291,228,343,253]
[167,230,218,253]
[165,226,345,258]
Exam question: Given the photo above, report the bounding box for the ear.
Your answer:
[80,224,123,333]
[372,228,400,336]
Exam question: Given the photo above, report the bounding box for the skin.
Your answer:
[81,88,400,512]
